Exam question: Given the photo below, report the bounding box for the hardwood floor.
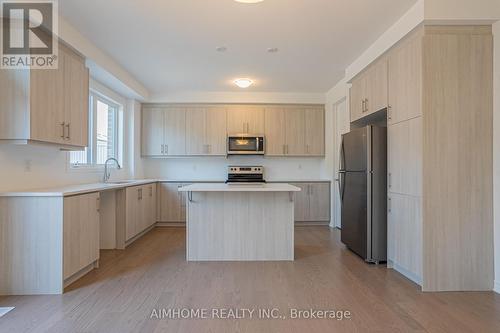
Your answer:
[0,227,499,333]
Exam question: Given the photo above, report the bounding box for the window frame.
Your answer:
[69,89,122,170]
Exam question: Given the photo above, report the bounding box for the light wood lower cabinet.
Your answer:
[63,193,100,280]
[124,183,157,241]
[290,182,330,223]
[158,182,189,224]
[387,193,422,283]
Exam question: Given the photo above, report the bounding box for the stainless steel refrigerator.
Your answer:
[339,125,387,263]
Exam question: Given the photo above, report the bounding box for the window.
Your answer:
[70,92,121,167]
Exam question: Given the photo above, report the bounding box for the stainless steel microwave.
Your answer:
[227,134,265,155]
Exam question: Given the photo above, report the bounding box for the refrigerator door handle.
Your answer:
[338,171,346,202]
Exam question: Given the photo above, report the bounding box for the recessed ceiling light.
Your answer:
[267,47,279,53]
[216,46,227,52]
[235,0,264,3]
[234,78,253,88]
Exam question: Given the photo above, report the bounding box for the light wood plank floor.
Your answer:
[1,227,499,333]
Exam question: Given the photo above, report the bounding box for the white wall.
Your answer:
[493,21,500,294]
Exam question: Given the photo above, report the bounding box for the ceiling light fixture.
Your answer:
[234,78,253,88]
[234,0,264,3]
[216,46,227,52]
[267,47,279,53]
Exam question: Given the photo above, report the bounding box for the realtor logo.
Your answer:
[1,0,58,69]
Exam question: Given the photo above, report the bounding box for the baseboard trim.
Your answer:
[390,262,422,287]
[494,280,500,294]
[156,222,186,227]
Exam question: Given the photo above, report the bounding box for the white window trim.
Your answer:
[68,87,124,172]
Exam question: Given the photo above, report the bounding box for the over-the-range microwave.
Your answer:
[227,134,265,155]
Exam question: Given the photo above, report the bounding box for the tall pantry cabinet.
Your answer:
[350,25,493,292]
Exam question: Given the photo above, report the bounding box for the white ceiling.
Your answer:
[60,0,417,95]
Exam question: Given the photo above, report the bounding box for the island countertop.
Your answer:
[178,183,301,192]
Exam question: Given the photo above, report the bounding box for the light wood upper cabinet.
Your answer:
[164,108,186,156]
[227,105,264,134]
[205,107,227,155]
[285,108,306,155]
[0,43,89,149]
[305,108,325,156]
[350,74,367,122]
[143,104,324,158]
[388,31,422,125]
[142,107,186,156]
[350,58,388,122]
[63,192,100,279]
[264,107,286,155]
[186,107,227,155]
[264,106,325,157]
[186,107,206,155]
[142,107,165,156]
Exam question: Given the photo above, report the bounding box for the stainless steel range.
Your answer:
[226,166,265,184]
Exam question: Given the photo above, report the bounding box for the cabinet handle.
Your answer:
[165,145,169,155]
[286,145,289,155]
[388,105,392,121]
[161,144,164,154]
[96,197,100,213]
[388,197,392,213]
[150,186,153,197]
[306,145,309,154]
[361,100,365,113]
[138,188,142,200]
[365,99,369,112]
[65,123,70,140]
[60,122,65,139]
[388,173,392,188]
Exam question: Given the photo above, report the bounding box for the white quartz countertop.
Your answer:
[0,179,158,197]
[178,183,301,192]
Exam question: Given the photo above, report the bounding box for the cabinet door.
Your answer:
[205,107,227,155]
[285,109,306,155]
[159,183,183,222]
[305,108,325,156]
[125,186,140,240]
[291,183,310,221]
[388,117,422,197]
[227,105,264,134]
[227,107,247,134]
[388,33,422,125]
[308,183,330,222]
[164,108,186,155]
[63,192,100,279]
[186,107,206,155]
[30,49,65,144]
[350,75,365,122]
[142,107,164,156]
[366,59,388,115]
[387,193,422,280]
[64,46,89,147]
[264,107,286,156]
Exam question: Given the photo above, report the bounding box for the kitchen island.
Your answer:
[178,183,301,261]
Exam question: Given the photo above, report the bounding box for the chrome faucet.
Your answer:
[103,158,121,183]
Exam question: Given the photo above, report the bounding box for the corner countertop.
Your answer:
[178,183,301,192]
[0,179,158,197]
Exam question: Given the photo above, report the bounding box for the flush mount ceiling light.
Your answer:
[234,0,264,3]
[216,46,227,52]
[234,78,253,88]
[267,47,279,53]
